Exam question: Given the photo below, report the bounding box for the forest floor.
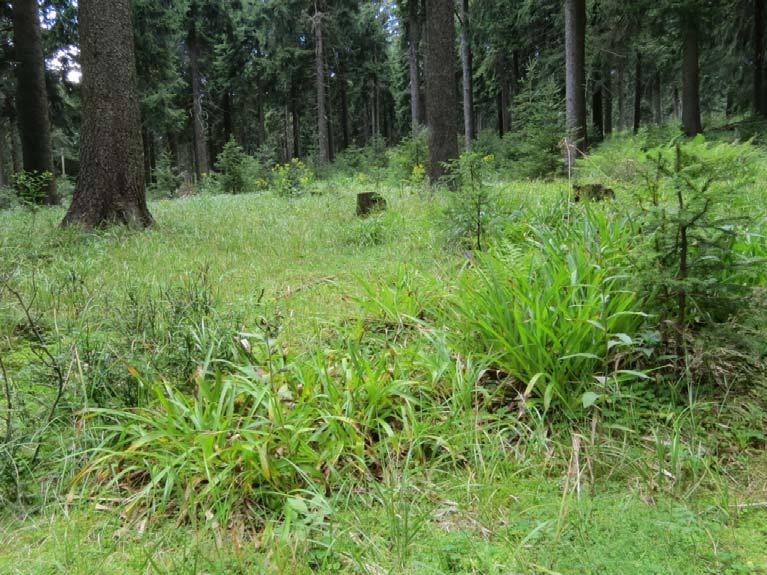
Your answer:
[0,172,766,574]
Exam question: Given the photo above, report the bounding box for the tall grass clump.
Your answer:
[449,210,649,415]
[75,334,427,524]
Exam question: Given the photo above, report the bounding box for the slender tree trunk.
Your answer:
[755,0,766,115]
[314,5,330,165]
[339,61,350,149]
[617,64,625,130]
[222,90,233,143]
[10,118,21,175]
[592,66,604,142]
[284,104,292,161]
[460,0,474,151]
[257,97,266,148]
[653,70,662,124]
[424,0,459,183]
[292,96,300,159]
[497,56,511,137]
[12,0,57,204]
[681,19,702,136]
[188,12,209,178]
[62,0,152,228]
[603,64,613,136]
[407,0,423,131]
[0,120,6,187]
[565,0,587,155]
[633,51,642,134]
[673,86,680,120]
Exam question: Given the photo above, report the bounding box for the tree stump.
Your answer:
[356,192,387,217]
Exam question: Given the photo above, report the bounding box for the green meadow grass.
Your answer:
[0,175,766,575]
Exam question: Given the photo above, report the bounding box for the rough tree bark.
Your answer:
[314,3,330,165]
[424,0,459,183]
[188,4,209,178]
[62,0,153,228]
[755,0,766,115]
[12,0,57,204]
[681,19,702,136]
[407,0,423,131]
[633,51,642,134]
[565,0,587,156]
[460,0,474,151]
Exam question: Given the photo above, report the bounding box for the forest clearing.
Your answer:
[1,0,767,573]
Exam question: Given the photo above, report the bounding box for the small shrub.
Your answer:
[389,128,428,184]
[272,158,313,197]
[12,170,54,205]
[504,61,565,179]
[634,138,758,343]
[440,152,501,251]
[216,138,249,194]
[149,151,182,199]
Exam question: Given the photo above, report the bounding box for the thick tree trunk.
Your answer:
[424,0,459,183]
[315,7,330,165]
[407,0,423,131]
[755,0,766,115]
[633,51,642,134]
[565,0,587,156]
[188,11,209,178]
[460,0,474,151]
[603,64,613,136]
[62,0,152,228]
[681,20,702,136]
[12,0,57,204]
[653,70,662,124]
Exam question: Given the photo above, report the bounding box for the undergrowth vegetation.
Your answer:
[1,127,767,574]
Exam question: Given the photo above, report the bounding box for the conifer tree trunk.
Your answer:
[633,51,642,133]
[424,0,458,183]
[315,4,330,165]
[62,0,152,228]
[188,7,209,178]
[460,0,474,151]
[617,65,625,130]
[592,66,603,142]
[407,0,423,131]
[12,0,57,204]
[339,61,350,149]
[565,0,587,155]
[681,19,702,136]
[603,64,613,136]
[755,0,766,115]
[497,57,511,137]
[653,70,662,124]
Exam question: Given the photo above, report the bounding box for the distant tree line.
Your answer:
[1,0,764,226]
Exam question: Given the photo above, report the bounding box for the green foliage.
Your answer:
[440,152,501,251]
[272,159,313,197]
[635,138,758,333]
[389,128,428,185]
[76,337,424,523]
[12,171,54,205]
[149,151,183,199]
[450,213,649,415]
[504,61,565,179]
[215,138,259,195]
